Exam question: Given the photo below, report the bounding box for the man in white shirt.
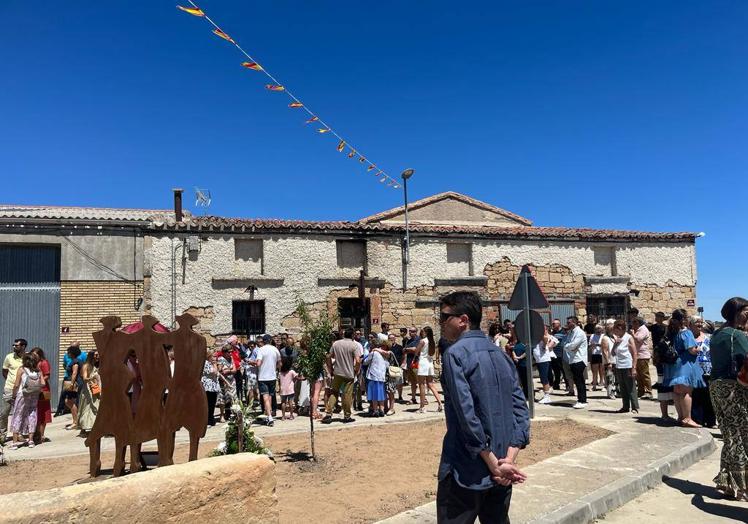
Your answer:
[254,334,281,426]
[377,322,390,343]
[563,317,589,409]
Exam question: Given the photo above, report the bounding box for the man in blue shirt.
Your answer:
[437,291,530,523]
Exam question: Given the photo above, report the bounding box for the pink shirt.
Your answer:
[633,324,652,359]
[279,370,298,396]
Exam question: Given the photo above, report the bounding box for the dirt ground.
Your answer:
[0,418,610,523]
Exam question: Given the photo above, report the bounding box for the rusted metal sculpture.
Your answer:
[85,314,208,477]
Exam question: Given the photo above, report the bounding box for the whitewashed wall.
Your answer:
[146,234,696,335]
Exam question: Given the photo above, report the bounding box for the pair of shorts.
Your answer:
[590,354,603,365]
[280,394,294,403]
[537,361,551,386]
[258,380,276,396]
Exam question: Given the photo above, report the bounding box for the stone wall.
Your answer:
[0,453,277,524]
[146,232,697,336]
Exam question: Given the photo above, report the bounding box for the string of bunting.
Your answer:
[177,2,401,189]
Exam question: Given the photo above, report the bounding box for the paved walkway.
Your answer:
[379,387,717,524]
[3,395,446,461]
[600,434,747,523]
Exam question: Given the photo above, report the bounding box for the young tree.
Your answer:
[294,301,335,461]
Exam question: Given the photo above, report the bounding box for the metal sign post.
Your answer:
[522,270,535,418]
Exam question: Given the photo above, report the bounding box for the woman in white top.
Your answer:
[600,319,617,400]
[589,325,605,391]
[416,327,443,413]
[612,319,639,413]
[533,326,558,404]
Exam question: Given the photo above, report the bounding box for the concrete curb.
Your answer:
[528,428,717,524]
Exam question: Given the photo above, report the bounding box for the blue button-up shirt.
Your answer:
[438,330,530,490]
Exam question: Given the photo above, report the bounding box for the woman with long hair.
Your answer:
[588,325,605,391]
[662,309,705,428]
[8,354,44,450]
[78,350,101,435]
[416,326,443,413]
[30,347,52,444]
[708,297,748,500]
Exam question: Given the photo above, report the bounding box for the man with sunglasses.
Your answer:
[437,292,529,524]
[2,338,27,443]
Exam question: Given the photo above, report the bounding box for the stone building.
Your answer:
[145,192,699,345]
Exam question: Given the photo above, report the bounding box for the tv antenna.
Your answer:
[194,187,212,214]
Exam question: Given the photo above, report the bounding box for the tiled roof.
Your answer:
[151,216,697,242]
[357,191,533,226]
[0,205,179,222]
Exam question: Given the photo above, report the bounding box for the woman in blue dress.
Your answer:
[662,309,705,428]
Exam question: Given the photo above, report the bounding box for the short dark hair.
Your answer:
[14,338,27,348]
[721,297,748,325]
[439,291,482,330]
[381,322,389,330]
[67,345,81,358]
[567,316,579,325]
[488,323,501,338]
[343,327,354,339]
[22,353,36,370]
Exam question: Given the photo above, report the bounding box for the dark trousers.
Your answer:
[550,355,566,389]
[570,361,587,403]
[206,391,218,426]
[614,368,639,412]
[234,370,245,402]
[516,364,529,400]
[692,376,716,427]
[437,474,512,524]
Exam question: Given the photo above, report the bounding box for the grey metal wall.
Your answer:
[0,245,61,401]
[0,285,61,400]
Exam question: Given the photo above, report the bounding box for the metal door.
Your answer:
[0,245,61,401]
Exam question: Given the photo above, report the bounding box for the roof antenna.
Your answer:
[194,187,212,215]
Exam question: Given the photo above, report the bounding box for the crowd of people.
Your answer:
[198,323,445,428]
[2,297,745,504]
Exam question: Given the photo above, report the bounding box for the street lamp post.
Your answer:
[401,168,414,289]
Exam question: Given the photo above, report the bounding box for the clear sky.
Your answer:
[2,2,745,319]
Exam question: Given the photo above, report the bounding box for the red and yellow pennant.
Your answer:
[318,128,331,134]
[212,28,235,43]
[305,116,319,124]
[367,165,376,172]
[289,101,303,108]
[177,5,205,17]
[347,150,356,158]
[337,140,346,152]
[241,61,263,71]
[265,84,285,92]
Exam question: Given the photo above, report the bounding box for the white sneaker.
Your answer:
[573,402,587,409]
[539,396,552,404]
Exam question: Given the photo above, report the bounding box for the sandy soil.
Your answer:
[0,418,610,523]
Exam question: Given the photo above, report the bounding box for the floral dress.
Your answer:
[217,356,237,405]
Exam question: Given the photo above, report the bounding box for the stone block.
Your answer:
[0,453,277,524]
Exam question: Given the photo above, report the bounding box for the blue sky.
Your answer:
[2,2,745,319]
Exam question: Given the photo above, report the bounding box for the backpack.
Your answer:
[22,370,43,396]
[655,336,678,365]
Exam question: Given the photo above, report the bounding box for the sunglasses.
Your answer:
[439,312,462,324]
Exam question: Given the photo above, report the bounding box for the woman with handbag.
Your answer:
[662,309,705,428]
[30,347,52,444]
[8,354,44,450]
[63,345,84,431]
[708,297,748,501]
[78,351,101,435]
[385,345,403,416]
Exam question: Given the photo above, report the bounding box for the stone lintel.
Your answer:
[317,277,386,288]
[434,276,488,287]
[212,278,284,289]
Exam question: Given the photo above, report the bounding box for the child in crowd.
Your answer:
[279,357,298,420]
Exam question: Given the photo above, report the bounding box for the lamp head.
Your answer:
[401,168,415,180]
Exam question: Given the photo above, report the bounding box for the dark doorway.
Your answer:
[338,297,370,333]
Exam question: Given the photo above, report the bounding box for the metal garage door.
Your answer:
[0,245,61,402]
